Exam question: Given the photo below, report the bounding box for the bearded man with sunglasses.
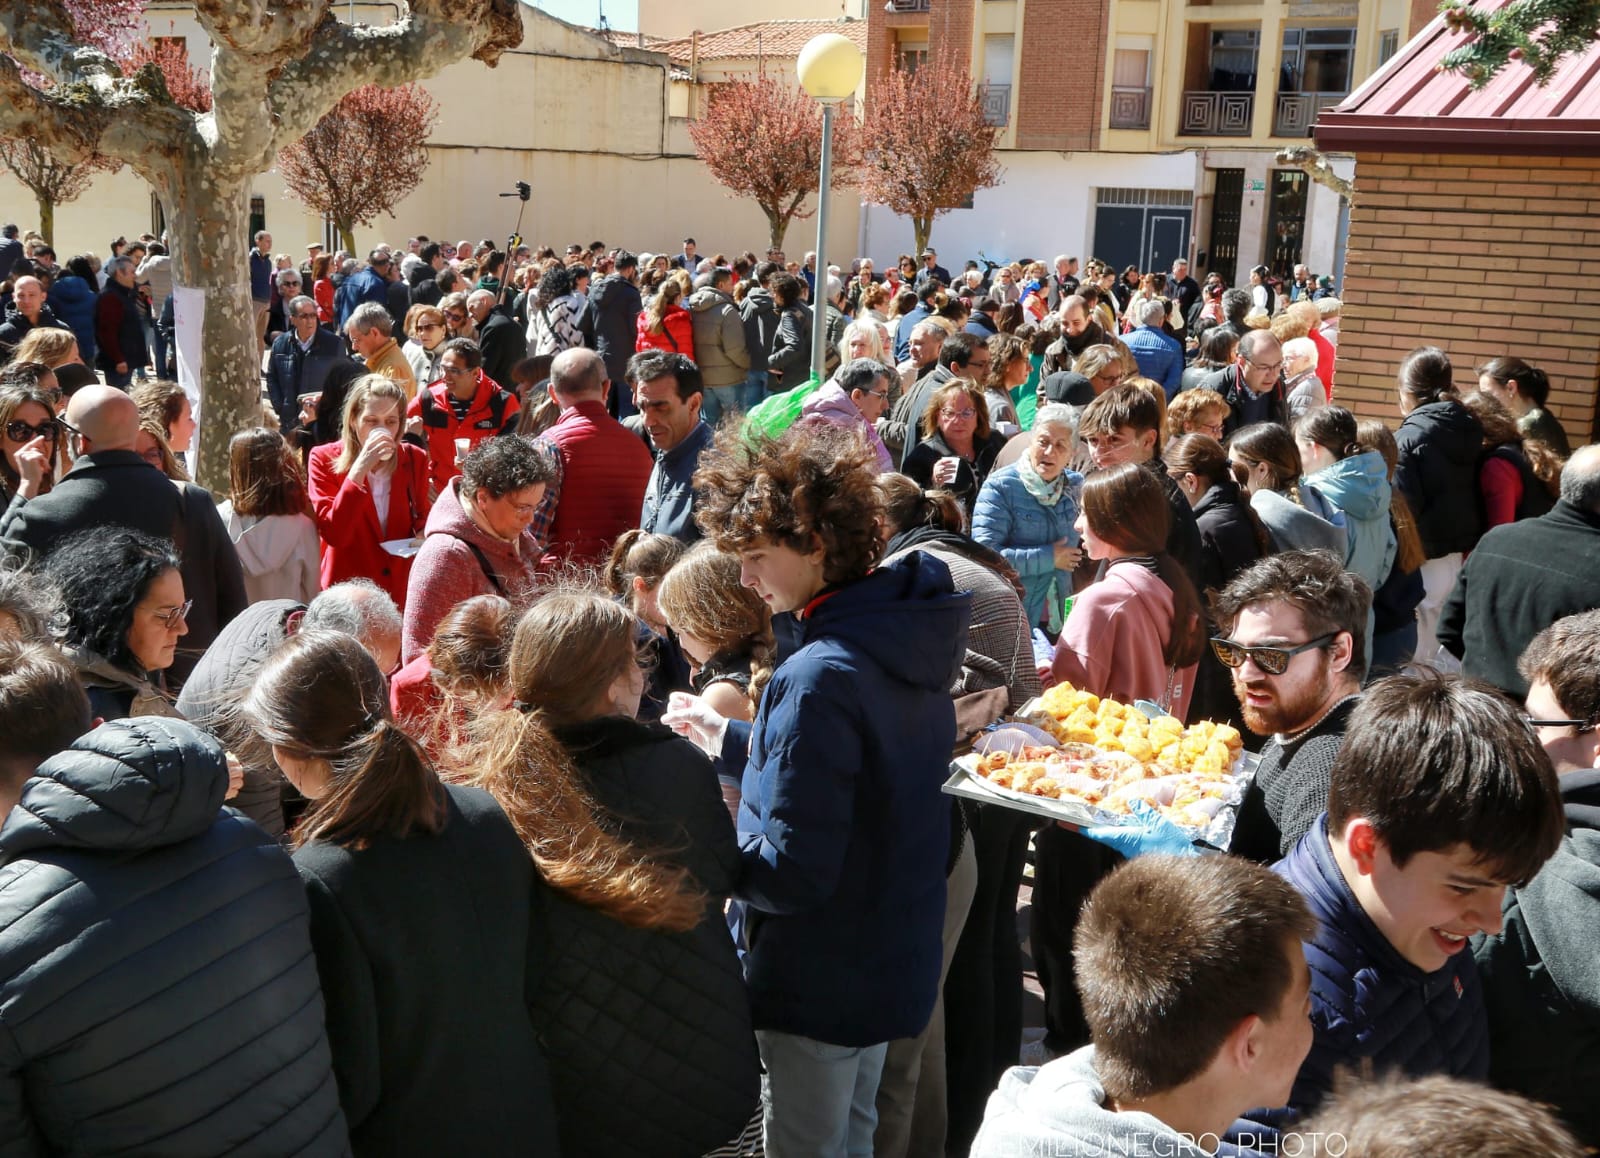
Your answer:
[1209,549,1371,863]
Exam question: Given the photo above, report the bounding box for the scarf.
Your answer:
[1018,451,1068,508]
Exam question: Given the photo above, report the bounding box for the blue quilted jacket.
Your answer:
[1237,815,1489,1145]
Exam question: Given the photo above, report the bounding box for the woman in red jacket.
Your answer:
[310,253,335,326]
[308,375,432,611]
[634,274,695,361]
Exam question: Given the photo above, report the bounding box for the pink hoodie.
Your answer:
[1050,559,1196,721]
[799,382,895,473]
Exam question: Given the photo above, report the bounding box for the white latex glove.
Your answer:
[662,691,730,759]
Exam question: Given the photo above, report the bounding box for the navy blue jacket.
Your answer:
[640,419,713,544]
[46,276,97,362]
[337,267,390,329]
[0,718,348,1156]
[731,551,972,1046]
[1239,815,1489,1142]
[893,304,932,362]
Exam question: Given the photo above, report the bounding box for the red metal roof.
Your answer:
[1315,0,1600,153]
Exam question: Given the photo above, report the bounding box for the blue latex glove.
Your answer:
[1083,800,1201,859]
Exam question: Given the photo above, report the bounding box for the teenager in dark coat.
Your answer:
[476,591,760,1158]
[246,630,560,1158]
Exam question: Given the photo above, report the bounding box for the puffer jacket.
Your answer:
[739,287,779,372]
[0,717,349,1156]
[1189,479,1265,595]
[46,276,97,362]
[530,716,760,1157]
[971,460,1083,628]
[175,598,303,838]
[798,381,894,473]
[1474,770,1600,1148]
[0,302,65,352]
[1394,399,1485,557]
[685,287,751,389]
[729,552,971,1046]
[635,302,695,361]
[1304,449,1397,592]
[1242,815,1489,1143]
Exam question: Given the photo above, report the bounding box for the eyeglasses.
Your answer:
[148,599,193,629]
[445,311,467,324]
[1523,714,1597,735]
[1245,359,1284,376]
[865,389,891,401]
[442,364,473,376]
[5,419,57,442]
[941,407,978,421]
[292,311,318,320]
[415,322,444,333]
[1211,633,1337,676]
[1196,420,1225,437]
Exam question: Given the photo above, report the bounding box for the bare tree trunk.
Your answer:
[164,171,257,491]
[338,220,356,255]
[34,191,53,247]
[767,210,788,253]
[914,216,932,257]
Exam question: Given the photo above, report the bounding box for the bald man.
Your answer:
[5,385,246,685]
[0,275,66,352]
[468,286,526,390]
[536,346,653,568]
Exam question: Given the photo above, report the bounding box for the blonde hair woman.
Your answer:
[306,375,432,611]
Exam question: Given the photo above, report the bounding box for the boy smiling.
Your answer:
[1244,672,1566,1142]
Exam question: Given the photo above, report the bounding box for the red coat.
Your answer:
[1310,326,1337,401]
[389,652,442,733]
[406,371,521,493]
[307,440,432,611]
[539,399,654,569]
[634,304,695,361]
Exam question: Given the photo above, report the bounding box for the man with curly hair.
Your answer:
[673,423,972,1155]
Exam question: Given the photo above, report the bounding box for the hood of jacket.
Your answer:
[686,287,733,314]
[741,287,775,314]
[802,551,970,696]
[221,505,309,578]
[970,1047,1209,1158]
[1401,400,1483,468]
[0,717,228,859]
[1307,449,1391,521]
[2,301,61,329]
[800,381,864,425]
[1515,800,1600,1017]
[47,277,93,310]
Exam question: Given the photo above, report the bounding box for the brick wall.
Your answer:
[1015,0,1107,150]
[930,0,974,59]
[1335,150,1600,448]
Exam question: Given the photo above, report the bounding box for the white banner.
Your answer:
[173,285,206,454]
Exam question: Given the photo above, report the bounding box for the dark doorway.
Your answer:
[1265,169,1308,277]
[1207,168,1244,283]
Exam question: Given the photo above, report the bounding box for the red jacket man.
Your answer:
[405,338,520,493]
[536,349,654,569]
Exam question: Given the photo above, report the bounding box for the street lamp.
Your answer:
[796,32,863,386]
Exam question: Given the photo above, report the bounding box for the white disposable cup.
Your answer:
[454,437,471,458]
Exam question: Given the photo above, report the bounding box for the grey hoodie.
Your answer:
[970,1047,1213,1158]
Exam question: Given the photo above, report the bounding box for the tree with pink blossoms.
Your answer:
[0,0,522,487]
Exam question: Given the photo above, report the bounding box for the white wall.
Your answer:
[858,149,1198,267]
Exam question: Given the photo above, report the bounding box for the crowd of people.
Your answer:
[0,216,1597,1158]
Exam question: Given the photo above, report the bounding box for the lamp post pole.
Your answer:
[810,99,837,387]
[796,32,862,389]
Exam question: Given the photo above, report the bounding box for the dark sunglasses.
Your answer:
[1210,633,1337,676]
[6,419,58,442]
[1523,714,1597,735]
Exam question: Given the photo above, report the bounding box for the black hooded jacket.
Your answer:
[1394,399,1485,557]
[0,717,349,1156]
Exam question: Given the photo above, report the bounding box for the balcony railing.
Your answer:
[980,83,1011,125]
[1109,85,1151,129]
[1180,90,1254,135]
[1273,90,1347,136]
[887,0,931,11]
